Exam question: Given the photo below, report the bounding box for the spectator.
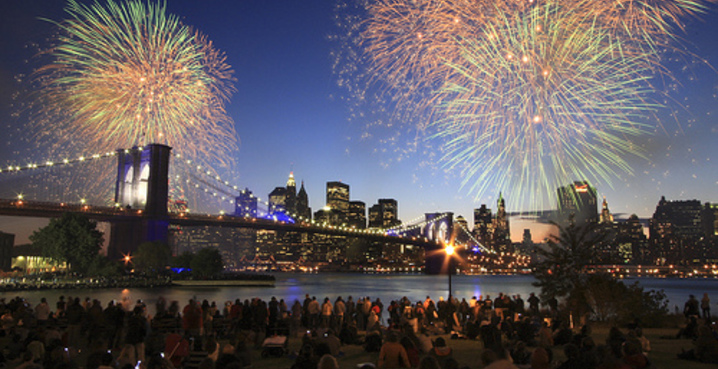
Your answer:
[317,354,339,369]
[378,331,409,369]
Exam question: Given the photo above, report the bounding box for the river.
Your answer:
[2,273,717,314]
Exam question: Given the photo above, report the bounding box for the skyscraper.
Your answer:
[600,197,614,224]
[368,203,382,228]
[235,188,258,218]
[649,196,703,264]
[367,199,400,228]
[268,187,287,216]
[285,172,296,216]
[296,181,311,221]
[557,181,598,226]
[326,181,350,220]
[473,204,493,248]
[493,192,511,252]
[378,199,400,228]
[348,201,367,229]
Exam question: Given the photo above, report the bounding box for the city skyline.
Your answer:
[1,0,717,244]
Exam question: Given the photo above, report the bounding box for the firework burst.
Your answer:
[334,0,716,209]
[431,2,658,207]
[28,0,237,205]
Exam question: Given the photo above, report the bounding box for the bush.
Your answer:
[567,273,670,327]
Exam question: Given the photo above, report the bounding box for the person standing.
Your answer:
[66,297,85,348]
[684,295,700,318]
[125,306,148,364]
[321,297,333,328]
[701,293,711,320]
[182,299,203,338]
[334,296,346,332]
[35,298,51,326]
[308,296,320,329]
[528,293,540,316]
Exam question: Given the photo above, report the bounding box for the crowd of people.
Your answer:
[0,291,716,369]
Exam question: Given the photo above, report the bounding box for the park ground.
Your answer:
[1,324,714,369]
[252,326,715,369]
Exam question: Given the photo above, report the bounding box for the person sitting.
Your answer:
[531,347,552,369]
[317,354,339,369]
[480,348,518,369]
[378,331,409,368]
[428,337,453,369]
[679,325,718,364]
[556,344,581,369]
[622,340,648,369]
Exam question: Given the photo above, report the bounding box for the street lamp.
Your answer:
[445,244,455,299]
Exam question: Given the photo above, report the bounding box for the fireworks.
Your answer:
[431,2,657,207]
[29,0,237,205]
[335,0,716,209]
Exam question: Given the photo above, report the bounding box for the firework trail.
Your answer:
[25,0,237,207]
[334,0,716,209]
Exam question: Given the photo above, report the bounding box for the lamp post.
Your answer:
[445,244,455,299]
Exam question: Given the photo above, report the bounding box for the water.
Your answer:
[2,273,717,315]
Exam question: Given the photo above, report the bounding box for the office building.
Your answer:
[367,199,400,228]
[557,181,598,226]
[326,181,350,222]
[649,196,703,264]
[235,188,258,218]
[348,201,367,229]
[268,187,287,216]
[473,205,493,248]
[493,192,511,252]
[296,181,311,221]
[285,172,297,216]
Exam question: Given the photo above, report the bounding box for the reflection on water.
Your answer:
[2,273,717,316]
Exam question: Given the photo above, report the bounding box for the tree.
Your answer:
[30,212,104,274]
[533,222,670,326]
[190,247,224,277]
[133,241,172,274]
[532,221,605,300]
[172,251,194,270]
[86,255,123,278]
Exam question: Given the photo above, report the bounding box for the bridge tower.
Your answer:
[423,212,454,275]
[108,144,171,260]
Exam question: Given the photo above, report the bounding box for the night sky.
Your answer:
[1,0,717,243]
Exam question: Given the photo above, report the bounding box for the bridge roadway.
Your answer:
[0,198,440,248]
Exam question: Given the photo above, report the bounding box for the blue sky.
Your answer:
[1,0,717,243]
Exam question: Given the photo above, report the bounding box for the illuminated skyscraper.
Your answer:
[285,172,296,216]
[379,199,400,228]
[493,192,511,252]
[600,197,614,224]
[649,196,703,264]
[326,181,350,218]
[557,181,598,226]
[235,188,258,218]
[368,199,400,228]
[348,201,366,229]
[473,205,493,248]
[268,187,287,216]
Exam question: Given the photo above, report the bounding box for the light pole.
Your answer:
[445,244,455,299]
